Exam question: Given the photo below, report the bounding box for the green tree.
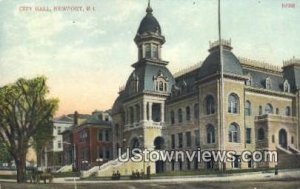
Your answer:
[0,76,59,183]
[0,139,13,165]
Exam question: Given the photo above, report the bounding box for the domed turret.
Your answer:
[137,2,161,35]
[134,1,165,62]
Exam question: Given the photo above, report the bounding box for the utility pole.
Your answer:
[218,0,225,172]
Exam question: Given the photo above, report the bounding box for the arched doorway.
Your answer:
[154,136,165,173]
[279,129,287,148]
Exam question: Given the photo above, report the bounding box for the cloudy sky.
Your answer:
[0,0,299,116]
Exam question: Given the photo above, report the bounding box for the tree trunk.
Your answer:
[16,155,26,183]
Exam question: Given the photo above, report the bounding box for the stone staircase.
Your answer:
[277,145,300,169]
[55,164,73,173]
[81,152,155,178]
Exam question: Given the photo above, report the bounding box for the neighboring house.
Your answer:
[72,110,113,170]
[44,115,74,170]
[110,2,300,174]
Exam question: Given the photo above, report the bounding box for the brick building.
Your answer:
[72,110,113,170]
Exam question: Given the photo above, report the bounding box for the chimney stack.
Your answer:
[74,111,78,126]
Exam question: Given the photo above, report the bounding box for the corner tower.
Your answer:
[112,1,175,157]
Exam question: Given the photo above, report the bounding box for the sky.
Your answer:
[0,0,299,116]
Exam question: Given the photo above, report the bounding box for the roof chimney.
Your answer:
[74,111,78,125]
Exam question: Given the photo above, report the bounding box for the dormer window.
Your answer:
[153,70,168,92]
[283,80,290,92]
[130,73,139,94]
[245,74,252,86]
[265,77,272,89]
[159,81,164,91]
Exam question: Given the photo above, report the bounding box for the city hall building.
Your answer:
[109,3,300,174]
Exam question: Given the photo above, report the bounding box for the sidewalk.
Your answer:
[51,169,300,184]
[1,169,299,184]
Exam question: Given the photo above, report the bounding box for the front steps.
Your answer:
[277,145,300,169]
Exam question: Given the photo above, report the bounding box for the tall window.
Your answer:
[228,123,239,143]
[265,104,273,114]
[105,130,110,141]
[58,140,62,149]
[98,130,103,141]
[152,44,158,59]
[258,128,265,140]
[186,132,191,147]
[145,43,151,58]
[276,108,279,115]
[159,81,164,91]
[206,124,215,144]
[106,150,110,159]
[194,130,200,146]
[265,77,272,89]
[205,95,215,115]
[178,133,183,148]
[259,106,263,115]
[283,80,290,92]
[194,103,199,119]
[245,75,252,86]
[171,134,175,149]
[245,101,251,116]
[130,107,134,124]
[246,128,251,144]
[186,106,191,121]
[228,93,239,114]
[170,111,175,124]
[285,106,291,116]
[178,109,183,123]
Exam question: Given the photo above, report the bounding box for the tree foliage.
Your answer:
[0,76,59,182]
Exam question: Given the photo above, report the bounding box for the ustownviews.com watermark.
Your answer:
[118,148,278,163]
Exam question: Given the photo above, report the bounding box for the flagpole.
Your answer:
[218,0,225,171]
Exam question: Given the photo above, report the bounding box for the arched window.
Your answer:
[170,110,175,124]
[194,103,199,119]
[265,77,272,89]
[228,93,239,114]
[265,104,273,114]
[129,107,134,124]
[259,106,263,115]
[206,124,215,144]
[258,128,265,140]
[178,109,183,123]
[205,95,215,115]
[283,80,290,92]
[152,44,158,59]
[186,106,191,121]
[245,100,251,116]
[145,43,151,58]
[159,81,164,91]
[285,106,291,116]
[229,123,239,143]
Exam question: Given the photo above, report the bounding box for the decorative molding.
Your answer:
[283,56,300,67]
[239,57,282,72]
[173,62,202,78]
[209,38,231,49]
